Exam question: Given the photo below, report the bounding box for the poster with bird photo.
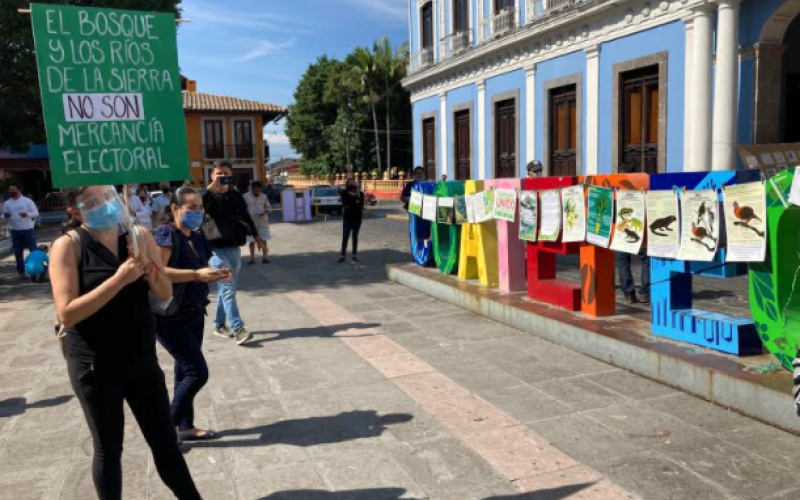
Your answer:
[722,182,767,262]
[610,190,646,255]
[646,190,680,259]
[437,197,455,225]
[678,190,720,262]
[561,185,586,243]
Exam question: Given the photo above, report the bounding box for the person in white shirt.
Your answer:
[2,185,39,278]
[150,182,173,228]
[131,186,154,231]
[243,181,272,264]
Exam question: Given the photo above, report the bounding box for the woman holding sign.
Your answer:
[50,186,204,500]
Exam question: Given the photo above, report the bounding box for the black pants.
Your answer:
[156,309,209,431]
[341,218,362,257]
[616,249,651,297]
[68,354,202,500]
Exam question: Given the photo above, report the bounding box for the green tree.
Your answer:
[0,0,182,151]
[348,46,383,174]
[374,36,409,173]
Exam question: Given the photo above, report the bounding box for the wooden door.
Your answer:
[550,86,577,177]
[495,99,516,178]
[621,66,659,173]
[422,117,437,180]
[453,0,468,32]
[234,120,253,158]
[421,3,434,49]
[455,110,471,181]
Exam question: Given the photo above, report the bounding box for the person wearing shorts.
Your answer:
[243,181,272,265]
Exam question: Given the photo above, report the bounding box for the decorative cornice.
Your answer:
[584,44,600,59]
[406,0,703,102]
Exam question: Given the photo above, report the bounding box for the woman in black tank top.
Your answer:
[50,186,203,500]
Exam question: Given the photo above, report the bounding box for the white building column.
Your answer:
[440,92,448,179]
[525,65,536,165]
[477,80,487,180]
[476,0,484,44]
[585,45,600,175]
[712,0,741,171]
[688,5,715,172]
[683,15,695,170]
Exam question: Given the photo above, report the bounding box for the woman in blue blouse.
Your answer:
[154,187,230,441]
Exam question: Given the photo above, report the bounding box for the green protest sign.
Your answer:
[31,3,188,188]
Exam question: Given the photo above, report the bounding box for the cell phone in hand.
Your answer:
[219,176,234,186]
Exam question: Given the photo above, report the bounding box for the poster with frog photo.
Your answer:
[561,185,586,243]
[610,190,646,255]
[646,190,680,259]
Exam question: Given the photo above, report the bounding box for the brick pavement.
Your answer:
[0,217,796,500]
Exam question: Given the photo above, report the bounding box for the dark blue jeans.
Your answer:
[155,308,208,431]
[11,229,37,274]
[616,249,650,298]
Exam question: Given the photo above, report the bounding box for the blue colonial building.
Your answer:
[403,0,800,179]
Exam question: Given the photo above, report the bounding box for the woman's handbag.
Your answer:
[149,228,187,317]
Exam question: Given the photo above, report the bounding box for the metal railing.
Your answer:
[409,47,435,73]
[492,8,519,38]
[202,143,257,161]
[440,29,473,61]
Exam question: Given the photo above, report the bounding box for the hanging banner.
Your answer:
[539,189,562,242]
[678,190,720,262]
[493,189,517,223]
[561,185,586,243]
[518,191,538,242]
[610,190,646,255]
[455,196,468,225]
[646,190,681,259]
[421,194,437,222]
[586,186,614,248]
[409,190,423,217]
[473,190,493,223]
[437,197,455,225]
[30,4,189,188]
[722,182,767,262]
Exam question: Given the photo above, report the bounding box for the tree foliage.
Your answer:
[286,39,411,177]
[0,0,181,152]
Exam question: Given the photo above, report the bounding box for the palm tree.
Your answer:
[349,46,382,174]
[374,37,409,175]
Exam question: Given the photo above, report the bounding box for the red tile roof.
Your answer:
[183,91,287,116]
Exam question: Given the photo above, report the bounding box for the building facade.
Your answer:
[403,0,800,179]
[182,78,286,189]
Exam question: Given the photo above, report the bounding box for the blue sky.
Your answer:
[177,0,409,162]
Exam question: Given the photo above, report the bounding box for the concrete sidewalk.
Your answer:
[1,218,800,499]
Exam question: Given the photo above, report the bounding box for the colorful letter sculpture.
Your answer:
[749,170,800,369]
[459,180,499,286]
[409,181,436,267]
[525,177,582,311]
[432,181,465,274]
[578,175,650,317]
[650,171,762,355]
[486,179,526,292]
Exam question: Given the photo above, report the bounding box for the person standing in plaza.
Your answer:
[3,185,39,279]
[400,166,426,210]
[203,161,261,345]
[155,187,229,442]
[50,186,204,500]
[339,179,365,263]
[243,181,272,265]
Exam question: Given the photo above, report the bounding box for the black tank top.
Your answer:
[65,228,156,362]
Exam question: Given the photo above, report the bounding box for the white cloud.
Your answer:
[264,132,291,145]
[341,0,407,21]
[183,3,312,35]
[236,39,296,62]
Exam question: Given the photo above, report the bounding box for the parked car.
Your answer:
[311,187,342,215]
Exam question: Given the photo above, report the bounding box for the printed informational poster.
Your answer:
[646,190,681,259]
[518,191,538,242]
[493,189,517,223]
[421,195,437,222]
[610,190,646,255]
[539,189,562,242]
[678,190,720,262]
[790,167,800,207]
[466,194,477,224]
[455,196,468,224]
[473,191,493,223]
[722,182,767,262]
[30,4,189,188]
[561,185,586,243]
[586,186,614,248]
[409,190,423,217]
[437,197,455,225]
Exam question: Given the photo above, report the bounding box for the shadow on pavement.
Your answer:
[244,323,380,347]
[185,410,412,450]
[254,483,595,499]
[0,394,73,418]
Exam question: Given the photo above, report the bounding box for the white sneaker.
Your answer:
[214,325,233,338]
[234,327,253,346]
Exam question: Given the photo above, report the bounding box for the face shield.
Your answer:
[77,186,133,235]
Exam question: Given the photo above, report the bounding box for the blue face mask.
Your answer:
[82,199,122,230]
[181,210,204,230]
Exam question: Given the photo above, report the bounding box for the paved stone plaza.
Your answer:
[1,214,799,500]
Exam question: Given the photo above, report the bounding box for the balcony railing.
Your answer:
[409,47,435,73]
[203,143,257,161]
[492,8,519,38]
[440,29,473,61]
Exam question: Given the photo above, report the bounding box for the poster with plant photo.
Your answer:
[437,197,455,225]
[409,190,423,217]
[586,186,614,248]
[455,196,468,224]
[561,185,586,243]
[518,191,538,242]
